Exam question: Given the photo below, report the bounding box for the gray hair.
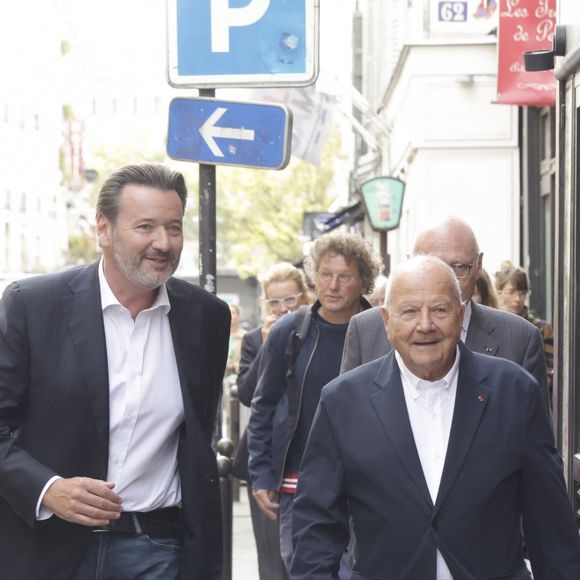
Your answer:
[385,255,462,307]
[96,164,187,222]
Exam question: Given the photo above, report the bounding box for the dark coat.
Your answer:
[248,299,372,492]
[291,344,580,579]
[0,262,230,580]
[232,326,263,480]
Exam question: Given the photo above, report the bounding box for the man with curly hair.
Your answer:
[247,231,381,577]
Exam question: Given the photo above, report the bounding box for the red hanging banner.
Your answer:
[497,0,556,106]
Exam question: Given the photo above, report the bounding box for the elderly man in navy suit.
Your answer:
[291,256,580,580]
[341,216,551,413]
[0,164,230,580]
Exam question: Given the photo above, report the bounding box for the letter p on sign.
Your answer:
[211,0,271,52]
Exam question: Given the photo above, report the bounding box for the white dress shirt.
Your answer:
[100,260,184,511]
[37,262,185,518]
[395,347,461,580]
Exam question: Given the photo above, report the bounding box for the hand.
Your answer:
[42,477,123,527]
[253,488,280,520]
[261,314,281,342]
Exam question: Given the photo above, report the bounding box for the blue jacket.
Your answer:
[291,344,580,579]
[247,299,371,492]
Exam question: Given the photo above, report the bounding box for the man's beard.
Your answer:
[112,240,179,290]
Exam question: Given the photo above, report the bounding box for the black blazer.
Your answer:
[0,262,230,580]
[232,326,263,480]
[292,344,580,579]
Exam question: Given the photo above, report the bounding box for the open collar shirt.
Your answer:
[99,259,184,512]
[395,346,461,580]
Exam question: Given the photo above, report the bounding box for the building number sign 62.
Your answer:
[438,1,467,22]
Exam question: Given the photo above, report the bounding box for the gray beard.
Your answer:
[112,240,177,290]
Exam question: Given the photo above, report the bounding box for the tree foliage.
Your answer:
[71,129,342,280]
[70,146,200,258]
[217,129,341,277]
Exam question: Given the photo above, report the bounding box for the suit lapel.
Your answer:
[465,301,498,356]
[370,353,433,509]
[434,344,490,512]
[60,263,110,456]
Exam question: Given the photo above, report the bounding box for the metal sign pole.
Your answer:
[198,88,217,294]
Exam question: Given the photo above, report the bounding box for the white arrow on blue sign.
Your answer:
[167,97,293,169]
[167,0,319,87]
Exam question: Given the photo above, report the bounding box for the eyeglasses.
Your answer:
[316,271,359,287]
[264,293,302,311]
[449,262,477,279]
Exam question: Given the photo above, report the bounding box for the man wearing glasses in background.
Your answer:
[247,231,381,578]
[341,215,550,413]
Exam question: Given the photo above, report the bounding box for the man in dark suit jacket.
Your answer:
[341,216,550,411]
[291,256,580,579]
[0,165,230,580]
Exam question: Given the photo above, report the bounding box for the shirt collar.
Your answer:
[395,345,461,400]
[98,257,171,315]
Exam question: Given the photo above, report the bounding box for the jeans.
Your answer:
[72,532,181,580]
[279,492,351,579]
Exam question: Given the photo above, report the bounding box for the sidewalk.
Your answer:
[232,484,260,580]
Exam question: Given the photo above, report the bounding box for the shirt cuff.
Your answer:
[36,476,62,520]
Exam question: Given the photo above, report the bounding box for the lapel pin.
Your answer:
[477,395,485,403]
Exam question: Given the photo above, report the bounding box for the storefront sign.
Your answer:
[497,0,556,106]
[360,177,405,232]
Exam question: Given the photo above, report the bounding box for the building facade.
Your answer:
[551,0,580,516]
[352,0,520,278]
[0,1,69,276]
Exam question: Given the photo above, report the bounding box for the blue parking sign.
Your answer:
[167,0,319,87]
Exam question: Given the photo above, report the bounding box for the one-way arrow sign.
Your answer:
[199,107,255,158]
[167,97,292,169]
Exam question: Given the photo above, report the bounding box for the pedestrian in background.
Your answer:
[0,164,230,580]
[291,256,580,579]
[216,303,247,445]
[340,215,550,413]
[226,303,246,378]
[248,231,381,578]
[233,262,311,580]
[472,268,499,308]
[495,260,554,398]
[367,274,387,306]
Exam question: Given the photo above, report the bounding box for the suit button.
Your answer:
[432,520,440,529]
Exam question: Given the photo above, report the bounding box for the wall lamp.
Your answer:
[523,25,567,72]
